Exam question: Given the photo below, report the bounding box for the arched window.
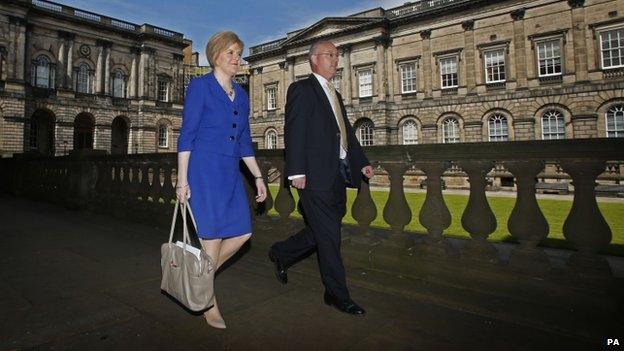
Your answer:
[75,63,91,93]
[541,110,565,140]
[158,124,169,148]
[32,55,54,88]
[442,117,460,143]
[606,104,624,138]
[265,129,278,149]
[488,114,509,141]
[356,120,374,146]
[402,119,418,145]
[112,69,126,98]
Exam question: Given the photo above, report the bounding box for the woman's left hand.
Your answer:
[254,178,267,202]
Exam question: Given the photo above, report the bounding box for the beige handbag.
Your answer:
[160,200,215,311]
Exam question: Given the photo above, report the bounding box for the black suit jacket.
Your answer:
[284,74,370,191]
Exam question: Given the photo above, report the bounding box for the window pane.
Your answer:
[402,120,418,144]
[442,118,460,143]
[601,28,624,69]
[357,121,374,146]
[358,69,372,97]
[400,63,416,93]
[606,105,624,138]
[488,114,509,141]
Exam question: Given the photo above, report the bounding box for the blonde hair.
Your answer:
[205,31,244,68]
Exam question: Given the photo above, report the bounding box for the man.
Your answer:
[269,40,374,316]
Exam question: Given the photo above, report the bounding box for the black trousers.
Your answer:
[273,172,350,301]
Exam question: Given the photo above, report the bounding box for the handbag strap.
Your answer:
[168,200,180,244]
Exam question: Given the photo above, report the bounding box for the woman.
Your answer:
[176,31,267,329]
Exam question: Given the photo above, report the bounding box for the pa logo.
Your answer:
[607,338,620,346]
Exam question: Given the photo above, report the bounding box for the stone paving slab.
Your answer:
[0,195,606,350]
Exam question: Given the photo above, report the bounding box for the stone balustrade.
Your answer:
[2,139,623,284]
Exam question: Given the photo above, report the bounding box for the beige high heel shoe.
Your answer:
[203,298,226,329]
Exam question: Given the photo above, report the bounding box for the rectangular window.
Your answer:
[536,40,562,77]
[266,86,277,110]
[440,57,458,89]
[484,49,506,83]
[358,68,372,98]
[157,80,169,102]
[600,27,624,69]
[399,62,417,93]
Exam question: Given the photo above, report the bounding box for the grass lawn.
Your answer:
[267,185,624,256]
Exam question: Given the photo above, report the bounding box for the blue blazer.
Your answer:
[177,73,254,158]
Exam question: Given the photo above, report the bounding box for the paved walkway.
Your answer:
[0,195,604,350]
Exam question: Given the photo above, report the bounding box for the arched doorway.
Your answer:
[29,109,55,156]
[73,113,94,150]
[111,116,128,155]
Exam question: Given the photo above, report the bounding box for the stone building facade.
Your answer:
[0,0,189,157]
[245,0,624,161]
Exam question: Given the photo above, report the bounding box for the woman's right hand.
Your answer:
[176,183,191,203]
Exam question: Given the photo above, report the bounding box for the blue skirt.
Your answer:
[188,150,252,239]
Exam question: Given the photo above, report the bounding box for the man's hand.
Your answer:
[291,176,306,189]
[362,165,374,179]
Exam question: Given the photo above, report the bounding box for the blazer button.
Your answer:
[234,111,238,115]
[232,123,237,128]
[229,136,235,141]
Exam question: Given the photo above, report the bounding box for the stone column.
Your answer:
[341,45,352,105]
[138,48,150,98]
[279,60,287,114]
[462,20,476,93]
[104,47,111,95]
[569,0,588,81]
[420,29,432,98]
[249,71,255,117]
[375,37,389,102]
[8,16,27,81]
[129,47,140,98]
[57,39,65,88]
[95,47,103,93]
[66,40,74,89]
[511,9,527,88]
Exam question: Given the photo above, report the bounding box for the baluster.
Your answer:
[351,178,377,237]
[161,163,175,206]
[561,159,612,277]
[257,160,275,218]
[381,162,412,246]
[458,160,498,263]
[506,160,550,274]
[273,160,296,225]
[415,161,457,257]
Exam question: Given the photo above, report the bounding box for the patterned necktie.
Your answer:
[325,81,348,151]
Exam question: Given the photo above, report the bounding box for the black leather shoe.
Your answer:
[268,248,288,285]
[324,293,366,316]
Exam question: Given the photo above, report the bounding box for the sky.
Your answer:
[55,0,408,65]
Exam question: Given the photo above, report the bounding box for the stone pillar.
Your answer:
[95,46,104,94]
[375,37,389,102]
[129,47,140,98]
[352,180,377,236]
[569,0,588,81]
[381,163,412,235]
[253,67,263,115]
[138,49,149,98]
[279,60,287,114]
[420,29,432,98]
[385,41,395,103]
[341,45,352,105]
[249,71,255,117]
[511,9,527,88]
[57,40,65,89]
[8,16,27,81]
[104,47,111,95]
[66,40,74,89]
[462,20,476,93]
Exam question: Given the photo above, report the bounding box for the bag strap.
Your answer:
[168,200,180,244]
